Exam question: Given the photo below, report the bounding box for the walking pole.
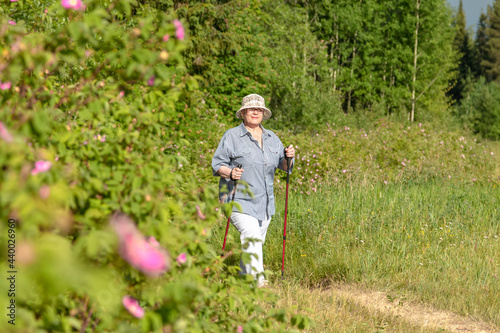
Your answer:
[281,152,292,278]
[221,164,242,257]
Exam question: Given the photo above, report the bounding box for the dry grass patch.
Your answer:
[262,281,500,333]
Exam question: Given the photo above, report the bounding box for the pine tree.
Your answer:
[475,12,489,78]
[448,0,475,104]
[484,0,500,82]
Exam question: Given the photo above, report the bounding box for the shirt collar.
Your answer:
[238,122,271,137]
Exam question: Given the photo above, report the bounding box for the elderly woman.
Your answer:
[212,94,295,287]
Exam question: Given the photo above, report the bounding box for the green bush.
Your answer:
[0,1,308,332]
[458,77,500,140]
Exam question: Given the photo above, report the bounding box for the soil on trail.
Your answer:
[330,284,499,333]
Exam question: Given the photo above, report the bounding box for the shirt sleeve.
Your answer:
[212,132,233,177]
[276,136,295,174]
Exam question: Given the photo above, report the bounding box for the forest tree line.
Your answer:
[145,0,500,138]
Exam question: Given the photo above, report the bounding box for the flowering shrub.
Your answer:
[272,119,498,195]
[0,1,308,332]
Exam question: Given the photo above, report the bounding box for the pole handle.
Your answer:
[284,146,292,167]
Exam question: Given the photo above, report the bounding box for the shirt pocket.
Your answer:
[268,146,281,167]
[231,147,252,167]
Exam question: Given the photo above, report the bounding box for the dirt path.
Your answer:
[330,284,499,333]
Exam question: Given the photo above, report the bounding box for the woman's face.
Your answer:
[242,108,264,126]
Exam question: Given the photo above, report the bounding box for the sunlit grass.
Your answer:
[262,180,500,326]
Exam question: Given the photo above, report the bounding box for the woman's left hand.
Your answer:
[285,145,295,159]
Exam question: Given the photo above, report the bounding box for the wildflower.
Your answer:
[176,253,187,265]
[31,161,52,175]
[0,82,12,90]
[473,178,476,182]
[163,34,170,42]
[110,212,170,277]
[39,185,50,199]
[118,91,124,98]
[160,51,169,60]
[61,0,84,10]
[196,205,205,219]
[173,19,184,40]
[342,170,347,173]
[237,326,243,333]
[401,162,406,166]
[147,236,160,247]
[147,75,155,86]
[8,20,16,25]
[0,122,13,142]
[122,296,145,318]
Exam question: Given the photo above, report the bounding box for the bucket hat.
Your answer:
[235,94,272,120]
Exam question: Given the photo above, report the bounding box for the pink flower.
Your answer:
[196,205,205,219]
[0,122,13,142]
[11,0,19,2]
[110,212,170,277]
[147,236,160,248]
[173,19,184,40]
[39,185,50,199]
[237,326,243,333]
[31,161,52,175]
[342,170,347,173]
[8,20,16,25]
[401,162,406,166]
[122,296,145,318]
[472,178,476,182]
[0,82,12,90]
[147,75,155,86]
[163,34,170,42]
[176,253,187,265]
[61,0,84,10]
[118,91,124,98]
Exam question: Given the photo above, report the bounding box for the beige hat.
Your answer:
[235,94,272,120]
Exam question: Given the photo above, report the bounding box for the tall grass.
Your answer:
[263,181,499,325]
[211,180,499,324]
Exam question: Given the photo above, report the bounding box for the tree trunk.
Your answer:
[411,0,421,122]
[348,32,357,112]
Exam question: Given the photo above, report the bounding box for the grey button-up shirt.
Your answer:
[212,122,294,220]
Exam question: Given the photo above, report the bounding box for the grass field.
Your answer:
[212,180,500,331]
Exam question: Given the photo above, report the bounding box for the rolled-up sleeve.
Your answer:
[212,132,232,176]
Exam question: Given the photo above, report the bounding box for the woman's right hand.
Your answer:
[217,165,244,180]
[230,167,244,180]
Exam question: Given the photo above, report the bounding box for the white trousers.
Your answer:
[230,212,271,282]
